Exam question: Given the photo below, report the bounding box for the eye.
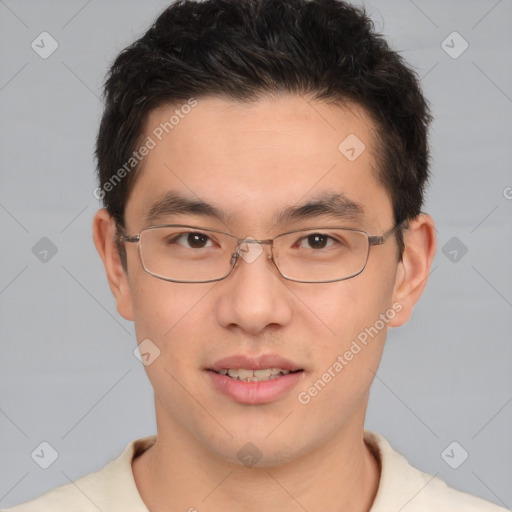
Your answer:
[298,233,335,250]
[173,231,213,249]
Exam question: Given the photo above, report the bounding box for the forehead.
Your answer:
[125,94,392,231]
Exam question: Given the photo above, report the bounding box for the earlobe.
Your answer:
[389,213,437,327]
[92,209,134,321]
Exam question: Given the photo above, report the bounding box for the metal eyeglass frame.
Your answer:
[118,220,408,284]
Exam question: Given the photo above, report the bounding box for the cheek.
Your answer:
[305,270,396,343]
[130,278,167,340]
[294,282,394,429]
[130,280,212,403]
[129,274,217,347]
[297,260,398,386]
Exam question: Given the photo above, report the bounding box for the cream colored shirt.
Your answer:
[3,431,507,511]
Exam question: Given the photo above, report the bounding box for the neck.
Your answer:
[133,403,380,512]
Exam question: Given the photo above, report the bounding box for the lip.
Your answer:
[206,369,304,404]
[207,354,303,373]
[205,354,305,405]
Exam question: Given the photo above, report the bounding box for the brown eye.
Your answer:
[299,233,333,249]
[308,234,327,248]
[186,232,210,248]
[167,231,213,249]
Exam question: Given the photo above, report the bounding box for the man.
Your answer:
[3,0,506,510]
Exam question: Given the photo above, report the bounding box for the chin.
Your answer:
[201,428,308,469]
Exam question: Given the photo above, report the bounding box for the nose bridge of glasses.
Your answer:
[233,237,274,265]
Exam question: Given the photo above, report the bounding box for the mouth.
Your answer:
[205,354,305,404]
[209,368,304,382]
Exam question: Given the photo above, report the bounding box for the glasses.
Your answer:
[119,222,406,284]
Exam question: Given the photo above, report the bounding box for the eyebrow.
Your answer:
[143,192,229,225]
[143,191,366,227]
[274,192,366,225]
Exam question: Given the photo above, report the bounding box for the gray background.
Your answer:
[0,0,511,509]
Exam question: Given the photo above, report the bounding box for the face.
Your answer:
[100,94,414,466]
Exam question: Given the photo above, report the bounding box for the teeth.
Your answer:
[237,369,253,380]
[217,368,292,382]
[254,369,271,379]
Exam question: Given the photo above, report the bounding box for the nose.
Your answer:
[214,240,293,335]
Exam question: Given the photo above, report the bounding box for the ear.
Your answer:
[389,213,437,327]
[92,209,134,321]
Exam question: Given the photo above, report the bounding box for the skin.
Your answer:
[93,94,436,512]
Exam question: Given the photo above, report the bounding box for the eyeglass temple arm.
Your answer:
[115,224,139,244]
[120,234,140,243]
[368,220,408,246]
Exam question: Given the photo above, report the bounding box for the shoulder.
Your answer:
[365,430,507,512]
[1,436,156,512]
[1,477,99,512]
[418,474,507,511]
